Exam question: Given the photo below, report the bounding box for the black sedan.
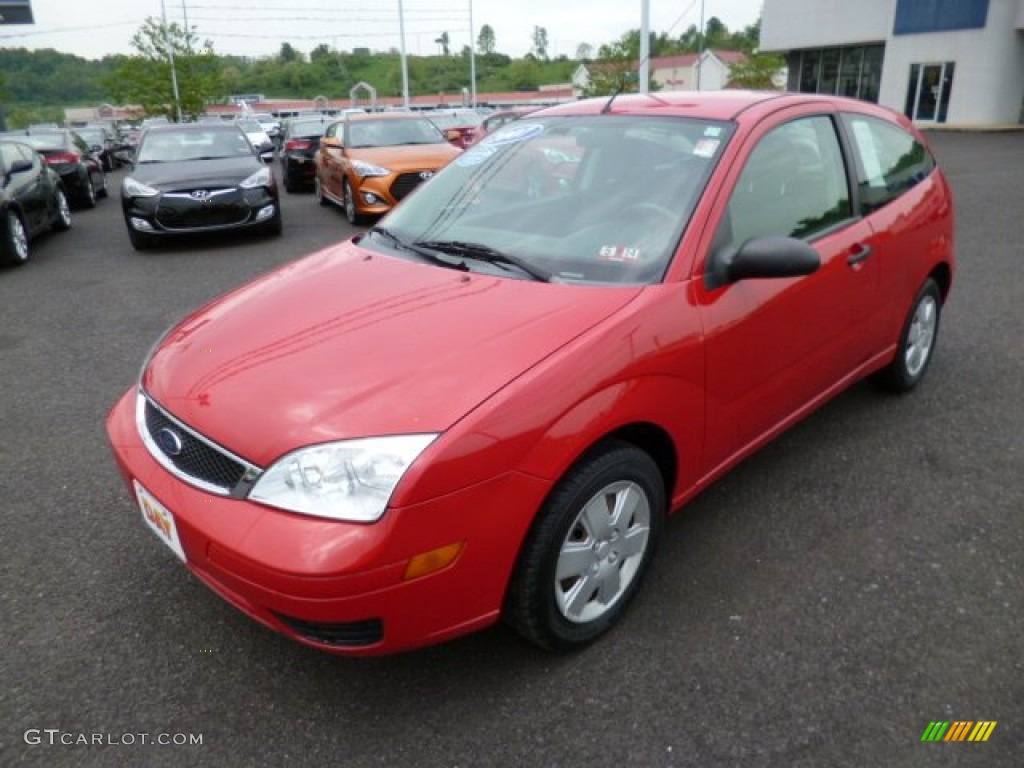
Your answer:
[121,123,281,251]
[1,139,72,267]
[15,130,107,208]
[279,115,334,192]
[73,125,120,172]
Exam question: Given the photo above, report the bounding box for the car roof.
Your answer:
[533,90,893,123]
[344,112,432,123]
[145,123,243,134]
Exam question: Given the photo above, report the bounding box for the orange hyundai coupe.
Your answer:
[314,113,462,225]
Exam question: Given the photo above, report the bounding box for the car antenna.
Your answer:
[601,52,660,114]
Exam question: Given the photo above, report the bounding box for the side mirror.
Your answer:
[91,144,103,153]
[707,236,820,290]
[9,159,33,174]
[444,129,461,142]
[260,151,274,164]
[320,136,341,149]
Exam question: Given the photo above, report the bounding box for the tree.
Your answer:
[575,43,593,61]
[725,53,785,90]
[477,24,496,55]
[532,26,549,60]
[278,42,302,63]
[435,31,450,56]
[310,44,332,63]
[104,17,222,120]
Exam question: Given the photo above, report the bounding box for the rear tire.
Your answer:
[2,210,30,266]
[79,172,97,209]
[505,440,665,651]
[315,177,329,207]
[52,189,72,232]
[873,277,942,393]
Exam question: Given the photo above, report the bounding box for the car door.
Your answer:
[693,109,883,473]
[316,121,344,198]
[1,143,44,233]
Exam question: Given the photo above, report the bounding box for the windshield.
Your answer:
[346,118,446,148]
[428,113,482,130]
[373,115,733,285]
[77,129,106,145]
[236,120,264,133]
[20,133,69,151]
[137,128,255,163]
[288,120,330,138]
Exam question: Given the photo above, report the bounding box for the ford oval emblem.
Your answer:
[156,427,184,456]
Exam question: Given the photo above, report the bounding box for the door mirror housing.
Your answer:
[707,236,820,290]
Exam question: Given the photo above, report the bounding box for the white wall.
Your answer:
[761,0,894,50]
[879,0,1024,124]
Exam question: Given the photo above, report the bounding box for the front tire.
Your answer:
[873,277,942,393]
[343,179,365,225]
[505,440,665,651]
[2,210,30,266]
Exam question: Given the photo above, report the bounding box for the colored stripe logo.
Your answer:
[921,721,997,742]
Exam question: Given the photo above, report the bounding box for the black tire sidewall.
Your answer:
[508,441,665,650]
[877,277,942,392]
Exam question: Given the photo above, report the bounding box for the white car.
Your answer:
[236,119,272,150]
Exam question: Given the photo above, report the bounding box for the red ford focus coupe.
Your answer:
[107,92,954,656]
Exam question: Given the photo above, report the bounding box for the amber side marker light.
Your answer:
[403,542,464,581]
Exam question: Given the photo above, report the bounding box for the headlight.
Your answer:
[351,159,390,178]
[122,177,159,197]
[240,166,272,189]
[248,434,438,522]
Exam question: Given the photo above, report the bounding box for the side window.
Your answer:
[842,113,935,214]
[15,144,39,169]
[721,116,852,249]
[0,143,19,173]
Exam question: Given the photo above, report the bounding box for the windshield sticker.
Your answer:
[481,122,545,147]
[704,126,723,138]
[598,245,641,263]
[456,143,499,167]
[693,138,720,158]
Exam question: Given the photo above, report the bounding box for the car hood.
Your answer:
[348,143,461,170]
[129,157,263,190]
[142,240,643,466]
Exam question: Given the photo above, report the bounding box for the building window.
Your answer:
[794,45,885,103]
[905,62,955,123]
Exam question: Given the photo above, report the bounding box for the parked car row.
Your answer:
[0,137,74,266]
[0,129,108,209]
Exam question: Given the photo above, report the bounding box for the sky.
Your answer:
[0,0,763,60]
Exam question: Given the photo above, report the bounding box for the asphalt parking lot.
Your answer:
[2,132,1021,768]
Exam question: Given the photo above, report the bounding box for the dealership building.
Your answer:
[761,0,1024,126]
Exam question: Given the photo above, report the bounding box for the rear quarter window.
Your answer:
[841,113,935,214]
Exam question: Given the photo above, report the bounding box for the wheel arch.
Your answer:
[929,261,952,303]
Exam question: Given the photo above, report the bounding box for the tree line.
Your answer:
[0,15,777,126]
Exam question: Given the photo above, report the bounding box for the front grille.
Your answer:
[274,614,384,647]
[155,189,249,230]
[390,172,426,201]
[143,397,248,493]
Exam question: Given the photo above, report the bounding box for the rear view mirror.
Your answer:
[707,236,820,289]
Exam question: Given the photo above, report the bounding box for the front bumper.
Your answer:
[123,187,278,237]
[106,388,549,655]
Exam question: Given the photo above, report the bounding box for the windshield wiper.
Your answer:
[368,226,468,272]
[413,239,552,282]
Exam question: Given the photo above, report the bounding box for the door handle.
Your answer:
[847,243,873,266]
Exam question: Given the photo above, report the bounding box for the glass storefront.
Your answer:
[788,44,886,103]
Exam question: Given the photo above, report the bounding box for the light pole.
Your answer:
[639,0,650,94]
[160,0,183,121]
[468,0,477,107]
[397,0,411,108]
[696,0,706,91]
